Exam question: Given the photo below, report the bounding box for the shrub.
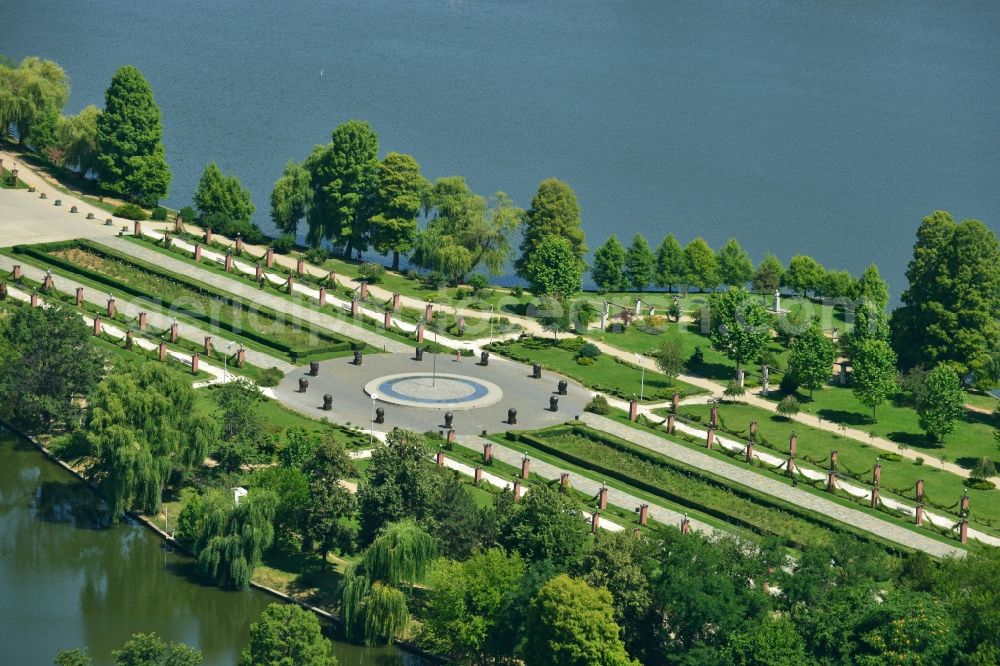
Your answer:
[511,285,524,298]
[422,271,445,290]
[406,269,421,281]
[880,453,902,462]
[455,288,468,299]
[558,336,587,352]
[359,262,385,283]
[915,457,924,466]
[585,395,611,414]
[576,356,595,366]
[201,211,264,243]
[303,247,329,264]
[257,367,284,387]
[113,203,147,220]
[468,274,489,293]
[576,342,602,359]
[965,478,995,491]
[178,205,197,223]
[779,372,800,394]
[971,457,997,481]
[151,206,168,221]
[271,234,296,254]
[777,395,800,418]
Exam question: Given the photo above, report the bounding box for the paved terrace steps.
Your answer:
[579,412,966,558]
[94,236,412,354]
[0,254,293,372]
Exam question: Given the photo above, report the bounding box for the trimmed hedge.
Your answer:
[14,240,362,360]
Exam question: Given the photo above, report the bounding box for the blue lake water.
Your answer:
[4,0,999,298]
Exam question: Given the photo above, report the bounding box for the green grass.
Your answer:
[762,385,999,471]
[0,167,28,189]
[965,392,999,412]
[676,401,1000,533]
[487,336,705,402]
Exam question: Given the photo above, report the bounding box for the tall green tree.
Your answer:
[240,603,337,666]
[361,519,437,586]
[654,234,685,292]
[787,323,835,397]
[212,378,266,472]
[917,366,965,444]
[785,255,825,296]
[521,234,583,299]
[86,364,217,519]
[111,633,203,666]
[57,104,101,174]
[195,488,277,589]
[851,339,898,420]
[0,56,69,148]
[752,253,784,296]
[856,264,889,312]
[683,237,720,292]
[96,65,170,205]
[891,212,1000,382]
[821,269,857,299]
[718,237,754,289]
[0,304,103,430]
[708,287,771,370]
[369,152,428,270]
[524,574,637,666]
[194,162,255,225]
[855,589,959,666]
[499,483,590,569]
[305,120,379,255]
[431,474,491,560]
[301,436,357,557]
[516,178,587,283]
[591,235,626,293]
[269,160,312,237]
[724,615,807,666]
[624,233,655,291]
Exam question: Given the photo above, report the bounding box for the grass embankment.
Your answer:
[675,401,1000,533]
[486,336,705,402]
[0,167,28,189]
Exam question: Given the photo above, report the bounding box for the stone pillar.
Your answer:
[915,479,924,503]
[191,353,199,375]
[521,455,531,479]
[870,485,879,508]
[749,420,758,437]
[134,220,142,236]
[873,460,881,485]
[255,264,263,283]
[827,469,837,492]
[43,272,53,291]
[680,516,691,535]
[138,312,148,331]
[436,450,445,467]
[296,258,305,276]
[639,504,649,526]
[773,289,781,313]
[360,282,368,299]
[786,457,795,476]
[447,429,456,445]
[224,253,234,272]
[205,228,212,244]
[745,441,754,463]
[634,297,642,316]
[327,271,337,286]
[170,323,179,343]
[512,480,522,503]
[318,286,327,306]
[392,293,401,311]
[960,519,968,544]
[12,265,21,280]
[265,247,274,268]
[915,504,924,526]
[666,414,676,434]
[789,434,798,457]
[30,292,39,308]
[710,405,718,427]
[286,275,295,292]
[1,282,9,299]
[236,346,246,368]
[560,473,569,492]
[737,368,745,387]
[591,511,601,534]
[830,450,838,472]
[761,365,770,396]
[158,341,167,362]
[93,316,102,336]
[598,484,608,510]
[706,426,715,449]
[194,243,202,261]
[599,302,607,330]
[384,310,392,329]
[204,336,212,355]
[671,391,680,413]
[416,323,425,343]
[960,492,970,516]
[474,466,483,484]
[107,298,116,318]
[629,399,639,421]
[424,303,433,321]
[75,287,84,307]
[483,442,493,463]
[235,235,244,255]
[351,297,360,318]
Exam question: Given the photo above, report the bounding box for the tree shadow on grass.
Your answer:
[817,408,871,427]
[885,431,937,451]
[955,456,979,471]
[686,360,736,382]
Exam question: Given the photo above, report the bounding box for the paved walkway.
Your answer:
[580,412,965,558]
[95,236,412,353]
[0,254,293,372]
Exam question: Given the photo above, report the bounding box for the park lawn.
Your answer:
[0,167,28,189]
[487,337,706,402]
[763,385,1000,469]
[965,392,999,412]
[678,401,1000,533]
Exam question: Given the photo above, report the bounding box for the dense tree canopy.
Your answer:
[516,178,587,283]
[195,487,277,589]
[683,238,719,291]
[718,237,754,289]
[369,152,428,270]
[498,483,590,569]
[523,235,584,298]
[270,160,312,236]
[240,603,337,666]
[787,323,836,397]
[917,366,965,444]
[57,105,101,174]
[194,162,255,225]
[624,233,655,291]
[752,253,784,295]
[654,234,685,291]
[851,338,898,420]
[708,287,771,369]
[0,56,69,148]
[592,235,626,293]
[785,255,824,296]
[96,65,170,205]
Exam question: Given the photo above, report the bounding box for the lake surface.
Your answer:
[3,0,999,298]
[0,432,418,666]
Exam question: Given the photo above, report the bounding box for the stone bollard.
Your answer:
[93,316,102,337]
[480,350,490,366]
[360,282,368,299]
[745,441,754,463]
[680,515,691,535]
[205,227,212,244]
[159,341,168,362]
[75,287,84,307]
[444,412,454,429]
[70,205,78,213]
[483,442,493,463]
[236,346,246,367]
[629,399,638,421]
[789,434,798,457]
[204,336,212,355]
[591,511,600,533]
[353,350,363,366]
[598,484,608,510]
[671,391,680,413]
[309,361,319,376]
[384,310,392,329]
[170,323,179,343]
[224,253,234,272]
[749,420,758,437]
[521,455,531,479]
[139,311,148,331]
[298,378,309,393]
[194,243,202,261]
[375,407,384,424]
[560,473,570,492]
[639,503,649,526]
[549,395,559,412]
[710,405,718,427]
[474,466,483,484]
[666,413,676,434]
[557,380,567,395]
[416,323,425,343]
[265,247,274,268]
[191,353,199,375]
[508,408,517,425]
[424,303,433,321]
[323,394,333,411]
[415,347,424,361]
[706,426,715,449]
[134,220,142,236]
[436,450,446,467]
[532,363,542,379]
[319,286,327,306]
[107,298,116,318]
[392,293,401,311]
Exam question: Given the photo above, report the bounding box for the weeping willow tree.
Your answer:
[362,519,437,586]
[195,488,277,589]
